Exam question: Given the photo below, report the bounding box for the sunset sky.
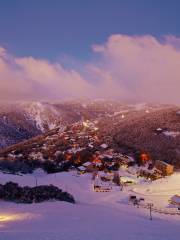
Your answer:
[0,0,180,103]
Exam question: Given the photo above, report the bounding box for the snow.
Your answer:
[163,131,180,138]
[67,147,85,154]
[22,101,61,132]
[88,143,94,148]
[83,162,92,167]
[29,152,44,161]
[120,176,137,184]
[77,166,86,171]
[100,143,108,149]
[126,156,135,162]
[171,195,180,205]
[132,173,180,207]
[134,103,146,111]
[33,169,46,178]
[82,104,87,108]
[156,128,163,131]
[0,171,180,240]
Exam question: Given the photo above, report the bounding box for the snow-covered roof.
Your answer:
[67,147,85,154]
[78,166,86,171]
[100,143,108,149]
[120,176,137,183]
[95,163,102,167]
[126,156,135,162]
[88,143,94,148]
[163,131,180,138]
[83,162,92,167]
[171,195,180,204]
[103,154,113,159]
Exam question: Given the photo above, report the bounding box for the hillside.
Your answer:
[0,100,148,149]
[0,171,180,240]
[0,100,113,148]
[0,100,180,168]
[99,106,180,167]
[0,102,180,240]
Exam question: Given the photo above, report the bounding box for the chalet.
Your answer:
[169,195,180,206]
[82,162,97,172]
[154,127,168,135]
[100,143,108,149]
[120,176,137,185]
[7,153,16,160]
[92,152,102,164]
[77,166,86,174]
[119,155,135,167]
[93,175,111,192]
[83,162,92,168]
[94,185,111,192]
[139,152,151,165]
[155,160,174,176]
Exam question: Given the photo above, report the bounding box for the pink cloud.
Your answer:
[0,49,92,100]
[0,34,180,103]
[90,34,180,103]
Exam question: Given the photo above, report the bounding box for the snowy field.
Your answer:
[133,172,180,208]
[0,171,180,240]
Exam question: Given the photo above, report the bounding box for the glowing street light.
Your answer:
[82,121,89,128]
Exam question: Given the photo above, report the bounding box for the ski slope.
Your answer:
[0,171,179,240]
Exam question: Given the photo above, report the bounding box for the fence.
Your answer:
[138,202,180,216]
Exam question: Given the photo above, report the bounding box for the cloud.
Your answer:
[90,34,180,104]
[0,48,93,101]
[0,34,180,104]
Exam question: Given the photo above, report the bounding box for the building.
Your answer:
[93,174,111,192]
[83,162,98,172]
[139,152,151,165]
[170,195,180,206]
[77,166,86,174]
[155,160,174,176]
[120,176,137,185]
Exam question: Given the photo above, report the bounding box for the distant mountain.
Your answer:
[1,100,180,168]
[0,101,69,148]
[0,103,41,148]
[0,100,133,148]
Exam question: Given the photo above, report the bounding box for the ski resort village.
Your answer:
[0,109,180,240]
[2,0,180,238]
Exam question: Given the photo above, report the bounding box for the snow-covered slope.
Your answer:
[20,101,62,132]
[0,104,41,148]
[0,171,179,240]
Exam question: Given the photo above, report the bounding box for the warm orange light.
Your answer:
[65,153,72,161]
[82,121,89,128]
[93,157,102,163]
[140,153,149,162]
[0,213,36,224]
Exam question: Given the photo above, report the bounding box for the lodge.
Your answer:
[155,160,174,176]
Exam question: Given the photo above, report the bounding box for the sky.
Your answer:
[0,0,180,104]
